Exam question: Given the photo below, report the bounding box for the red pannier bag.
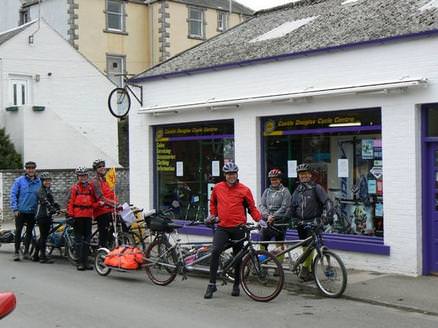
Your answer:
[104,246,144,270]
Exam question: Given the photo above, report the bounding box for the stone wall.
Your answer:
[0,168,129,222]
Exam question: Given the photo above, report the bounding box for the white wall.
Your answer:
[130,36,438,275]
[0,0,21,32]
[28,0,69,40]
[0,21,118,169]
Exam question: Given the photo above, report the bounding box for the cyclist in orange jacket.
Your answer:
[91,159,118,248]
[204,162,264,299]
[67,166,97,271]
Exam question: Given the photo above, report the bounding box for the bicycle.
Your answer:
[45,217,78,264]
[264,222,347,298]
[107,74,143,118]
[144,218,285,302]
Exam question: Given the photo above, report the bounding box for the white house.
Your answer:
[128,0,438,276]
[0,20,119,169]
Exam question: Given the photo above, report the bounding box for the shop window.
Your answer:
[188,7,204,39]
[262,109,383,237]
[154,121,234,221]
[425,107,438,136]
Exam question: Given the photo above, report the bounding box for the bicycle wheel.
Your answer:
[65,239,78,265]
[108,87,131,118]
[313,249,347,298]
[144,238,178,286]
[240,250,284,302]
[95,249,111,276]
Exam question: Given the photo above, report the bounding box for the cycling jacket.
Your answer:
[259,184,291,223]
[91,176,118,218]
[67,182,97,218]
[290,182,333,222]
[36,186,60,221]
[10,175,41,214]
[210,181,261,228]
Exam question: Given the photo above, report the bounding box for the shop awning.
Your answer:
[139,78,428,115]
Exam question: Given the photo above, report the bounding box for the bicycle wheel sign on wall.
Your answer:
[108,75,143,119]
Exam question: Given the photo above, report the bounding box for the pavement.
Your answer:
[2,220,438,316]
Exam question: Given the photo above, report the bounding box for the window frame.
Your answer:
[105,0,126,33]
[187,6,205,40]
[217,11,229,32]
[106,54,126,87]
[19,8,30,25]
[9,78,30,106]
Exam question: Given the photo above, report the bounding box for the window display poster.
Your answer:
[376,180,383,195]
[368,179,377,194]
[212,161,220,177]
[375,202,383,217]
[338,159,349,178]
[207,183,216,215]
[373,139,382,160]
[362,139,374,160]
[176,161,183,177]
[287,160,297,178]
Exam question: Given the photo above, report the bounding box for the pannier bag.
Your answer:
[104,246,144,270]
[0,230,14,243]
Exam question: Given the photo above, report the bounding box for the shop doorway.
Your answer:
[422,106,438,275]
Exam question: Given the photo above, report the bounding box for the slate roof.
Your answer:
[0,21,35,47]
[133,0,438,81]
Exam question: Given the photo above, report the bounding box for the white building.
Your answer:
[128,0,438,276]
[0,20,119,169]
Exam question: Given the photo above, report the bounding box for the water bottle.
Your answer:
[258,254,268,262]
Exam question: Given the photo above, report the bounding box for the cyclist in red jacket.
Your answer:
[204,162,264,299]
[67,166,97,271]
[91,159,118,248]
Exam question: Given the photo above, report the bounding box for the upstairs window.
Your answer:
[106,0,125,32]
[188,7,204,39]
[217,11,228,32]
[19,9,30,25]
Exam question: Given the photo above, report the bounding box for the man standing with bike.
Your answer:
[91,159,118,249]
[10,161,41,261]
[290,163,333,281]
[204,162,264,299]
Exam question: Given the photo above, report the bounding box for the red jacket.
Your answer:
[210,181,261,228]
[67,182,97,219]
[92,176,118,218]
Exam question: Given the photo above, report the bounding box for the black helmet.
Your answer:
[222,162,239,173]
[268,169,282,178]
[39,172,51,180]
[296,163,311,173]
[25,161,36,169]
[92,159,105,170]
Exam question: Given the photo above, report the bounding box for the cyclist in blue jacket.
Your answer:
[10,161,41,261]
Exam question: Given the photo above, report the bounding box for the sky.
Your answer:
[235,0,299,11]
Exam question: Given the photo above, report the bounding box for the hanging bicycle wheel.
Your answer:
[313,249,347,298]
[240,250,284,302]
[108,87,131,118]
[144,238,178,286]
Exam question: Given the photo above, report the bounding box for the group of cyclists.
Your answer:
[8,158,332,299]
[9,159,117,270]
[204,161,333,299]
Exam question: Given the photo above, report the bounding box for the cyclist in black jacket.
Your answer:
[33,172,60,263]
[290,163,333,281]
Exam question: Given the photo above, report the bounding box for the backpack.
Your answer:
[104,246,144,270]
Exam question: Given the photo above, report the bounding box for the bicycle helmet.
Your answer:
[296,163,311,173]
[222,162,239,173]
[75,166,88,176]
[24,161,36,168]
[39,172,51,180]
[268,169,282,178]
[92,159,105,170]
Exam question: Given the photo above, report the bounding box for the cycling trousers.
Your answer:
[35,218,52,258]
[209,226,245,286]
[73,218,92,266]
[96,212,112,248]
[14,213,35,254]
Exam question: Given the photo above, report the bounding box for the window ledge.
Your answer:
[175,221,390,256]
[103,29,128,36]
[188,35,205,40]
